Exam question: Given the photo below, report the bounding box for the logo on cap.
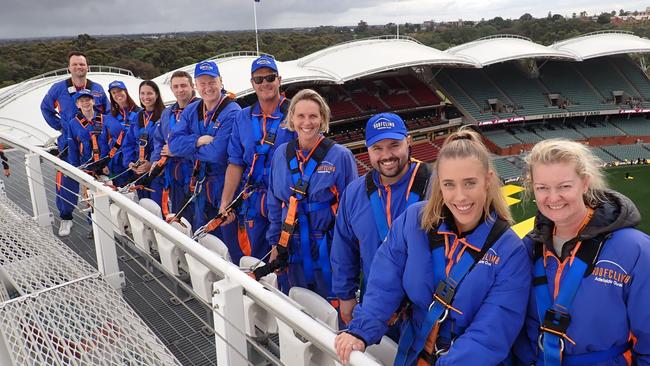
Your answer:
[373,118,395,130]
[199,63,213,70]
[256,59,271,65]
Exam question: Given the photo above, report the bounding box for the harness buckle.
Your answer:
[537,333,565,353]
[433,280,456,307]
[281,221,296,235]
[541,309,571,336]
[139,138,148,148]
[262,132,276,146]
[290,179,308,198]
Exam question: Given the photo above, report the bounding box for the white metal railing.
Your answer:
[0,132,380,366]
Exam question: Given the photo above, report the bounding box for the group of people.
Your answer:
[40,51,648,366]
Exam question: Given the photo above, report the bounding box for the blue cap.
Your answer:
[251,55,278,74]
[365,113,408,147]
[194,61,220,78]
[73,89,94,102]
[108,80,126,91]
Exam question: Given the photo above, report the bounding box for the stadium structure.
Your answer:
[0,30,649,365]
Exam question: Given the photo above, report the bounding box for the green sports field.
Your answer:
[509,165,650,234]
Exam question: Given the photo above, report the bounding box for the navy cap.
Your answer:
[251,55,278,74]
[108,80,126,91]
[365,113,408,147]
[73,89,94,102]
[194,61,220,78]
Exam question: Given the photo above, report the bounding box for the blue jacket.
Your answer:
[348,202,531,366]
[331,162,429,300]
[151,101,196,187]
[266,139,357,247]
[227,99,295,188]
[123,110,160,165]
[168,96,241,206]
[103,107,141,172]
[67,112,108,168]
[514,190,650,366]
[40,78,109,152]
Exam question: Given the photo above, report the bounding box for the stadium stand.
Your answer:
[492,157,523,180]
[538,61,606,112]
[610,56,650,102]
[600,143,650,161]
[485,63,556,116]
[609,115,650,136]
[535,123,586,140]
[482,129,522,148]
[509,126,544,144]
[575,58,640,105]
[573,119,625,138]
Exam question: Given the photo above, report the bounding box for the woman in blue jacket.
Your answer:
[266,88,357,299]
[513,139,650,366]
[125,80,165,200]
[335,129,531,366]
[103,80,141,187]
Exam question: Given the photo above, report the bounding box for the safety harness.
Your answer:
[74,112,104,171]
[172,96,233,223]
[108,107,137,159]
[239,97,290,220]
[532,212,629,366]
[158,102,191,217]
[365,160,430,241]
[395,216,510,366]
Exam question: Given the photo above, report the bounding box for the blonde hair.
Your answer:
[421,128,513,231]
[524,138,608,207]
[286,89,330,133]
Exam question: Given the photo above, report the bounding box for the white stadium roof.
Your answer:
[295,36,479,82]
[445,34,579,66]
[0,67,142,146]
[551,30,650,60]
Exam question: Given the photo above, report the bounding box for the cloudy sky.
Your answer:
[1,0,649,39]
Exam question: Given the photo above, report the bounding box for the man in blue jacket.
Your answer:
[330,113,431,326]
[168,61,241,256]
[219,55,295,262]
[40,51,109,236]
[150,71,197,219]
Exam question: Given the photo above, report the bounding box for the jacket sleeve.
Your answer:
[122,121,139,165]
[625,230,650,365]
[330,187,361,300]
[150,121,164,163]
[40,86,62,131]
[347,209,410,346]
[67,123,80,167]
[437,235,532,366]
[168,108,200,158]
[227,111,245,167]
[196,108,237,162]
[265,150,284,246]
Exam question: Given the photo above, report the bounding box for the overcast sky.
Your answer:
[1,0,649,40]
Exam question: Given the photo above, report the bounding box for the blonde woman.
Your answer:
[513,139,649,366]
[335,129,531,366]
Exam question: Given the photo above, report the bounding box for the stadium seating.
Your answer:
[485,63,556,116]
[400,75,441,106]
[482,129,522,148]
[538,62,606,112]
[609,115,650,136]
[509,126,543,144]
[440,68,510,115]
[534,124,586,141]
[410,141,440,162]
[436,72,486,120]
[601,144,650,161]
[492,157,523,180]
[576,59,639,104]
[610,56,650,102]
[572,119,624,138]
[590,147,617,164]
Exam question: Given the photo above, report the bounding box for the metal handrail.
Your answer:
[0,131,379,366]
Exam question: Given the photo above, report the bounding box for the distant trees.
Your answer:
[1,12,650,87]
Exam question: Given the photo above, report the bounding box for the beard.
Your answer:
[376,157,409,179]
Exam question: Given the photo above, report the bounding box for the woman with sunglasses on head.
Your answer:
[512,139,650,366]
[335,129,531,366]
[103,80,141,187]
[124,80,165,199]
[263,88,357,299]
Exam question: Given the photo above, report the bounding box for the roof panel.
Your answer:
[446,35,579,66]
[551,31,650,60]
[296,36,479,82]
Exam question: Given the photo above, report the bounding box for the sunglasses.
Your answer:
[251,74,278,84]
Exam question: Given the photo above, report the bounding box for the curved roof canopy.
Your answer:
[153,51,335,98]
[295,36,480,82]
[445,34,579,66]
[0,67,142,146]
[551,31,650,60]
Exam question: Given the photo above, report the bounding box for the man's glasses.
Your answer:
[251,74,278,84]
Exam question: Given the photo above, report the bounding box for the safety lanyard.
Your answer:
[109,107,136,158]
[366,160,428,241]
[534,209,597,366]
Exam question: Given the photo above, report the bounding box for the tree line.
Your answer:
[2,13,650,87]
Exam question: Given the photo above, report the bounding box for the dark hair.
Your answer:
[170,70,194,86]
[109,86,138,118]
[67,51,88,63]
[139,80,165,121]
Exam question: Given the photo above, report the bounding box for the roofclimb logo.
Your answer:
[199,63,212,70]
[256,59,271,65]
[592,260,632,288]
[373,118,394,130]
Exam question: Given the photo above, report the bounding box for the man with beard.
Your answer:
[330,113,431,328]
